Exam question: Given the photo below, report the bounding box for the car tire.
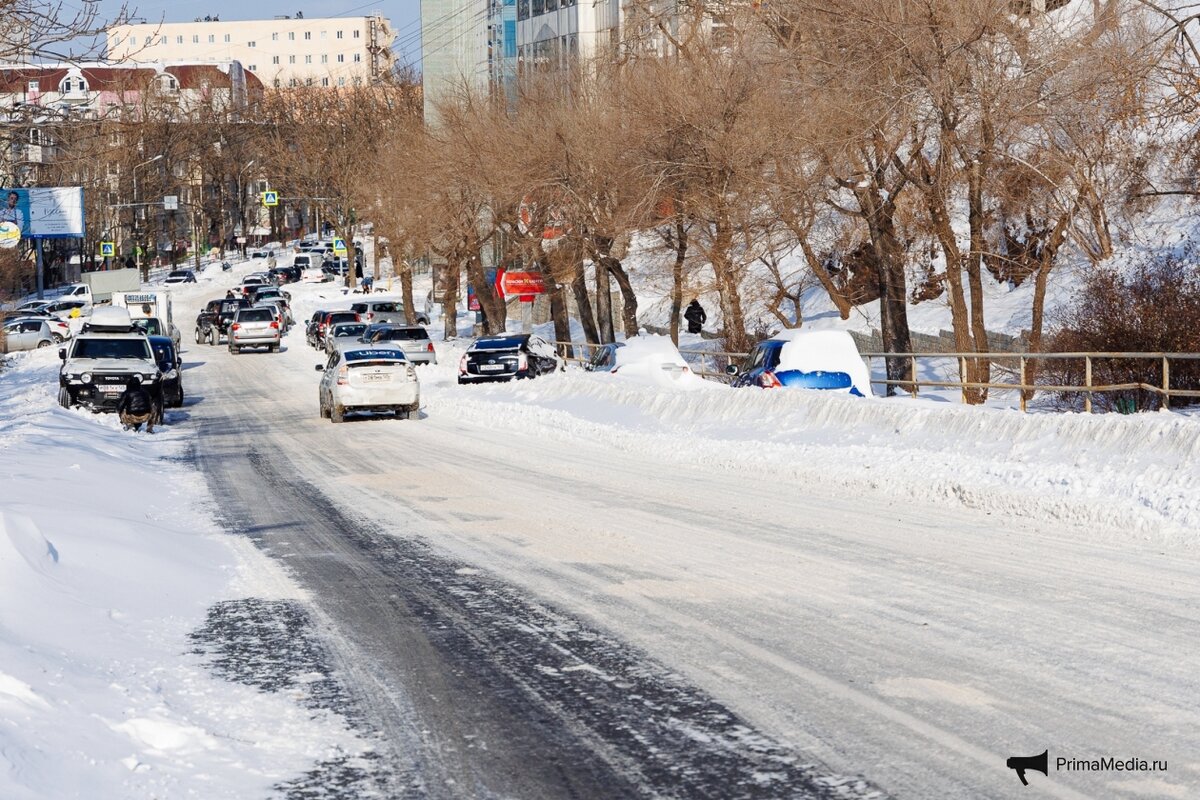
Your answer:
[194,328,202,344]
[52,333,63,343]
[37,340,50,348]
[330,404,345,424]
[209,329,219,346]
[58,387,71,408]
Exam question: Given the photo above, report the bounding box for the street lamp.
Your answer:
[131,154,163,273]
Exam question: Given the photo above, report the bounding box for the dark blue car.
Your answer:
[728,338,864,395]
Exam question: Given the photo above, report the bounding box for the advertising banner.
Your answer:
[0,186,85,238]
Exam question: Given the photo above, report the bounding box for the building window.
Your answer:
[336,30,343,39]
[304,31,311,40]
[176,35,183,43]
[272,32,278,41]
[193,34,199,43]
[546,0,557,11]
[60,77,88,93]
[320,54,328,63]
[272,55,280,64]
[306,77,313,85]
[160,36,167,44]
[208,34,215,43]
[337,54,344,62]
[353,53,361,62]
[288,32,295,40]
[322,77,329,86]
[532,0,543,15]
[353,29,360,38]
[274,78,281,87]
[305,55,312,63]
[320,30,327,38]
[129,36,137,45]
[27,80,38,92]
[248,41,256,47]
[224,34,231,42]
[338,77,346,86]
[288,55,296,64]
[289,78,298,87]
[248,65,256,71]
[159,75,178,92]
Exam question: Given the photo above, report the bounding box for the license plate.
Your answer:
[480,364,504,372]
[362,373,391,382]
[98,384,124,394]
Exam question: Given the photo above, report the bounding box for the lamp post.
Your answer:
[131,154,163,275]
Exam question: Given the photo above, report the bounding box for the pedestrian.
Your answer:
[124,255,135,270]
[225,289,235,300]
[684,298,707,335]
[116,375,157,433]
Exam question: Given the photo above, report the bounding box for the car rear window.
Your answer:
[371,303,398,313]
[328,312,358,324]
[473,336,526,350]
[375,327,427,341]
[350,304,367,313]
[344,348,407,363]
[332,324,367,337]
[238,309,274,322]
[71,338,151,359]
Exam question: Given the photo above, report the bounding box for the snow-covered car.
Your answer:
[316,345,419,423]
[457,334,560,384]
[586,336,707,388]
[361,324,437,365]
[2,318,53,352]
[728,330,871,396]
[58,307,164,415]
[164,269,197,284]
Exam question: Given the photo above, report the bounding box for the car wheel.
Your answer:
[52,333,63,343]
[330,404,345,424]
[209,329,218,346]
[194,328,202,344]
[58,387,71,408]
[37,340,50,348]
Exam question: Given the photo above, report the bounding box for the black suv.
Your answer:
[196,297,250,345]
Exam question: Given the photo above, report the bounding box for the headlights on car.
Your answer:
[80,372,92,384]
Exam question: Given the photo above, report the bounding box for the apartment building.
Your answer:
[106,14,395,89]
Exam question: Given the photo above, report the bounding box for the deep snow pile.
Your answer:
[0,347,367,798]
[416,362,1200,546]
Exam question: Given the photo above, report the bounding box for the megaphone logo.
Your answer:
[1006,750,1049,786]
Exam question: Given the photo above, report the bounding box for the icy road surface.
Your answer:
[178,277,1199,800]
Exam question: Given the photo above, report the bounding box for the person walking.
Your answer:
[116,375,157,433]
[684,299,707,335]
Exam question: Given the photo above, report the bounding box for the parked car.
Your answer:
[587,336,706,388]
[198,297,250,345]
[362,324,437,365]
[2,318,54,352]
[316,345,419,423]
[350,299,430,326]
[236,278,267,298]
[258,297,294,328]
[292,254,313,270]
[43,298,91,320]
[58,307,164,417]
[310,310,360,349]
[8,312,72,342]
[457,334,560,384]
[305,310,331,348]
[165,269,197,284]
[727,330,871,396]
[228,306,282,354]
[324,321,369,353]
[148,335,184,407]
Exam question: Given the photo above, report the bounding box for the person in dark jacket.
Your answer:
[684,299,707,335]
[116,375,156,432]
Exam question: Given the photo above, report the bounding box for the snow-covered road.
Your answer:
[174,274,1200,799]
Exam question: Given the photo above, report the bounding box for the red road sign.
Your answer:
[495,269,546,298]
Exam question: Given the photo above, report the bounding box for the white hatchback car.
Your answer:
[316,345,419,422]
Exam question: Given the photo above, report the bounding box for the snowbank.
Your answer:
[0,347,366,798]
[421,366,1200,546]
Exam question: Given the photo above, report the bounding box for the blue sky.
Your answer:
[77,0,423,68]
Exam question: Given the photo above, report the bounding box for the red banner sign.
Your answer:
[495,269,546,298]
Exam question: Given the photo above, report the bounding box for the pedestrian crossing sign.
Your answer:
[333,237,347,256]
[261,190,279,207]
[99,241,115,257]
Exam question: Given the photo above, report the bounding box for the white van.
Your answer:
[112,291,180,348]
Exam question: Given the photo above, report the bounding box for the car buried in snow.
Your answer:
[727,330,872,397]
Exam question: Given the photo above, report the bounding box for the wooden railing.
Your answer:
[552,340,1200,412]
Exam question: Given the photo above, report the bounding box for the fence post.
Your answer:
[1085,356,1092,413]
[1019,356,1027,413]
[910,355,918,398]
[1163,356,1171,411]
[959,356,967,404]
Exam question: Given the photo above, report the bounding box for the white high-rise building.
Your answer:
[420,0,489,122]
[106,14,395,89]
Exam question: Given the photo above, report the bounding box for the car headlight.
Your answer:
[164,369,178,380]
[143,372,159,382]
[80,372,91,384]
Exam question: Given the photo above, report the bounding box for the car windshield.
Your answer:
[373,327,427,341]
[333,324,367,337]
[169,271,188,278]
[130,318,163,336]
[71,338,151,359]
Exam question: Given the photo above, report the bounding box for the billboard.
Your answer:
[0,187,85,239]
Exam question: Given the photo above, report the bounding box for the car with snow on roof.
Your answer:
[726,330,871,396]
[457,334,560,384]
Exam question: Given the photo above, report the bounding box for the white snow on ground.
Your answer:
[0,264,369,800]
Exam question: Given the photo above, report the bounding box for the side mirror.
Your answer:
[725,364,739,375]
[58,347,66,360]
[175,357,182,368]
[314,364,324,372]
